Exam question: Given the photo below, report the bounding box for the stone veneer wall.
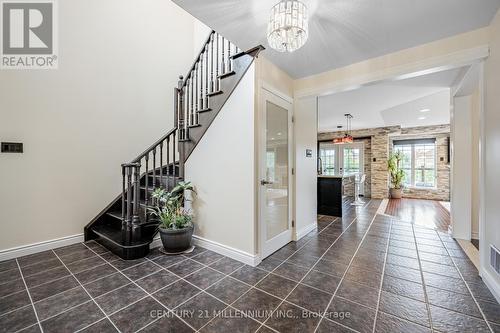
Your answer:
[318,126,399,199]
[390,125,451,201]
[319,124,450,200]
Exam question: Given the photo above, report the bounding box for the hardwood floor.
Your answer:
[385,198,451,232]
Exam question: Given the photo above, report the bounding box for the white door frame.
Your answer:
[258,86,294,259]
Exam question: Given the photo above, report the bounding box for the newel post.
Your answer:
[131,163,142,241]
[177,75,186,179]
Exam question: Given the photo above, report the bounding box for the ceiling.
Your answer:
[318,67,465,132]
[173,0,500,78]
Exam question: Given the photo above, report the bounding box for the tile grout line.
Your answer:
[312,201,384,333]
[195,216,343,333]
[15,259,44,333]
[137,257,264,333]
[81,245,228,332]
[2,248,143,292]
[2,261,114,299]
[435,232,495,332]
[50,249,123,333]
[40,299,95,324]
[256,202,372,332]
[22,261,163,318]
[0,304,33,319]
[141,251,284,332]
[371,216,393,333]
[411,224,436,333]
[3,211,343,332]
[75,269,186,331]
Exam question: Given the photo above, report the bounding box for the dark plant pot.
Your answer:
[158,225,194,253]
[390,188,403,199]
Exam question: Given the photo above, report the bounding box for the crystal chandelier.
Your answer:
[267,0,309,53]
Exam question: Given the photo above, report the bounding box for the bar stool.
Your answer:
[351,174,366,206]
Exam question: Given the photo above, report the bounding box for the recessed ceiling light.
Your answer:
[271,137,275,140]
[277,132,282,136]
[418,116,426,120]
[420,109,430,113]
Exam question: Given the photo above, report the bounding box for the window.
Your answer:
[343,148,361,174]
[319,145,336,175]
[319,142,364,177]
[394,139,436,188]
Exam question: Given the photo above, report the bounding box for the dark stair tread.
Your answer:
[219,70,235,79]
[106,209,159,222]
[198,107,212,113]
[188,123,202,128]
[230,51,246,60]
[91,224,154,248]
[207,90,223,97]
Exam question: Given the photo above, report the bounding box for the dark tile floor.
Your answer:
[1,199,499,332]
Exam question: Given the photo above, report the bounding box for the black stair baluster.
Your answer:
[166,137,170,191]
[132,163,141,241]
[145,154,149,221]
[159,142,163,188]
[185,78,189,135]
[173,130,177,179]
[221,36,225,75]
[215,33,219,90]
[190,75,194,125]
[152,147,157,190]
[121,165,126,229]
[210,33,214,92]
[227,38,231,72]
[199,53,204,111]
[174,86,179,137]
[195,62,198,115]
[205,44,209,109]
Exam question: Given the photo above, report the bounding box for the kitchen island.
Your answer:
[318,173,356,217]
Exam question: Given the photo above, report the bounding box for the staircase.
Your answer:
[84,31,263,259]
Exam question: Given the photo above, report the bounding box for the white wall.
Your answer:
[294,97,318,236]
[482,9,500,300]
[184,64,256,256]
[0,0,200,251]
[193,20,211,58]
[451,96,472,240]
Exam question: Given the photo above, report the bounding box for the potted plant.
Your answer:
[149,182,195,253]
[388,151,405,199]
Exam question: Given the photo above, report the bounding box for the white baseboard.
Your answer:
[151,235,261,267]
[294,222,317,241]
[0,234,84,262]
[480,267,500,304]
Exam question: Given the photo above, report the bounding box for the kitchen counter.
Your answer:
[318,174,356,217]
[317,173,357,179]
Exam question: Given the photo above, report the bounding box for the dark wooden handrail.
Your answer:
[131,128,176,163]
[181,30,215,88]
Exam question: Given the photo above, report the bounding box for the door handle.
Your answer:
[260,180,273,185]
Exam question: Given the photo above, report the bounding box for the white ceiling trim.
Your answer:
[295,45,490,99]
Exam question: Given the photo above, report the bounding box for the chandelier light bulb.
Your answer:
[267,0,309,53]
